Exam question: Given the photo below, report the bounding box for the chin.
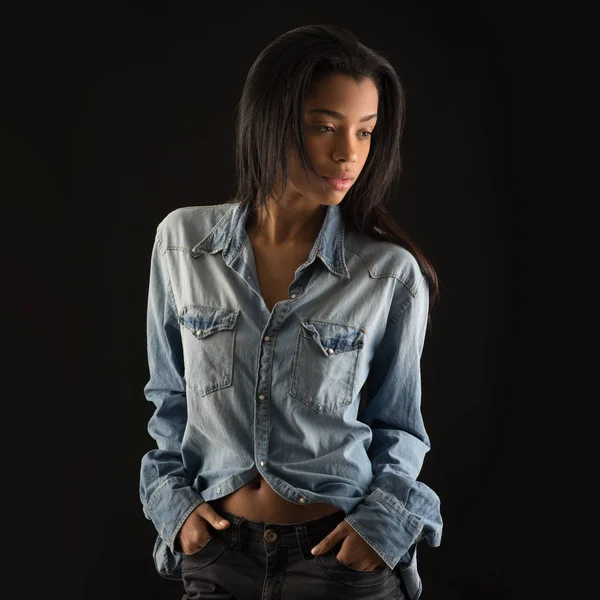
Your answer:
[325,194,347,204]
[313,188,347,202]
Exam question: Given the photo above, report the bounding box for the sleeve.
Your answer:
[343,271,443,570]
[139,225,205,552]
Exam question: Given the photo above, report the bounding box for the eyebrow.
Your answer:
[307,108,378,123]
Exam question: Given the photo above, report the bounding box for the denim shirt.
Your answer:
[140,200,442,599]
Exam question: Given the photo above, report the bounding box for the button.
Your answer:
[264,336,270,342]
[196,330,203,335]
[260,461,265,466]
[328,348,334,354]
[264,529,278,542]
[299,498,305,503]
[361,328,367,333]
[290,294,297,299]
[217,487,221,493]
[259,394,265,400]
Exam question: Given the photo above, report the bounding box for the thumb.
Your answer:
[197,503,230,528]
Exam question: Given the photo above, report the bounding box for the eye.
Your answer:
[313,126,373,138]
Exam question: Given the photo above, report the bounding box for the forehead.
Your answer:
[304,74,379,112]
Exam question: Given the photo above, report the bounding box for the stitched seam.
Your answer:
[306,318,366,331]
[238,246,256,286]
[156,228,180,322]
[343,244,418,297]
[316,252,345,276]
[224,203,247,263]
[195,330,235,397]
[264,298,292,455]
[373,489,423,532]
[206,470,252,491]
[292,321,361,412]
[376,274,425,354]
[164,203,236,255]
[170,497,206,550]
[170,204,228,212]
[348,341,360,406]
[219,206,244,263]
[147,476,188,512]
[340,219,348,273]
[289,326,303,401]
[343,517,391,566]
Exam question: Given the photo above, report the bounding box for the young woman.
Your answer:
[140,24,443,600]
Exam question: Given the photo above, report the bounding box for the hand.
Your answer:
[311,520,386,571]
[176,502,230,554]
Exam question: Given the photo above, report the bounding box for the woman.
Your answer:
[140,24,443,600]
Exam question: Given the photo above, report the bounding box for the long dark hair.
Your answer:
[228,24,439,326]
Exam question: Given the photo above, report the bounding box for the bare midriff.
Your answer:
[209,474,341,523]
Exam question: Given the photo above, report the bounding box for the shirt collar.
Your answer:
[193,201,349,279]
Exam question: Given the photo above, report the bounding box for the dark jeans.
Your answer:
[180,508,408,600]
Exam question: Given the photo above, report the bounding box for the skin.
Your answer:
[246,73,379,246]
[178,74,386,571]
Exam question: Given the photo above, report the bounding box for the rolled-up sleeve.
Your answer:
[139,225,205,552]
[344,270,442,570]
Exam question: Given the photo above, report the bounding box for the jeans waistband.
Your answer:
[214,508,347,559]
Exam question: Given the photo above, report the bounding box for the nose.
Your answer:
[332,133,358,163]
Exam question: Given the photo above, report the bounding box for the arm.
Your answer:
[343,271,443,570]
[139,226,205,552]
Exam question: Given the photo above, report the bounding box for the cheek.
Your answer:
[304,134,329,159]
[290,147,323,184]
[355,145,371,172]
[360,141,372,160]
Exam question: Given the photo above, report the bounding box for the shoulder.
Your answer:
[344,228,424,297]
[155,202,236,250]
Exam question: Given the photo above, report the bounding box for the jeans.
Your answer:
[180,509,408,599]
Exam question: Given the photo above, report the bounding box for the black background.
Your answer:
[3,2,532,599]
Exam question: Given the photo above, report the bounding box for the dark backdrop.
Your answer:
[3,3,529,599]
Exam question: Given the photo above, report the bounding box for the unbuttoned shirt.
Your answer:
[140,200,442,599]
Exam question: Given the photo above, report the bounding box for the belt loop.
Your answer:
[230,515,246,550]
[294,523,314,560]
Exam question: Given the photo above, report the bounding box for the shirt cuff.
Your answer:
[145,476,205,552]
[344,487,439,570]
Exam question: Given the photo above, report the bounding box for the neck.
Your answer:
[246,201,327,247]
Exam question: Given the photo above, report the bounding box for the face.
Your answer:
[279,74,379,208]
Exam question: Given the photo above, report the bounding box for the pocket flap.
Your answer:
[300,320,365,356]
[179,306,238,339]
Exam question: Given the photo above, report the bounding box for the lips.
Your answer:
[322,175,354,191]
[323,172,355,181]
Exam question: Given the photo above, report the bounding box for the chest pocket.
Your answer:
[178,305,239,397]
[290,319,365,413]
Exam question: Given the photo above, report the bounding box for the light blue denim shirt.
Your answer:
[140,200,442,599]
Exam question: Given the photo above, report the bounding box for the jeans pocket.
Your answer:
[316,550,393,588]
[181,535,227,572]
[179,305,239,397]
[290,319,365,413]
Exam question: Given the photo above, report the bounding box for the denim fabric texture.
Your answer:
[179,508,409,599]
[140,200,442,599]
